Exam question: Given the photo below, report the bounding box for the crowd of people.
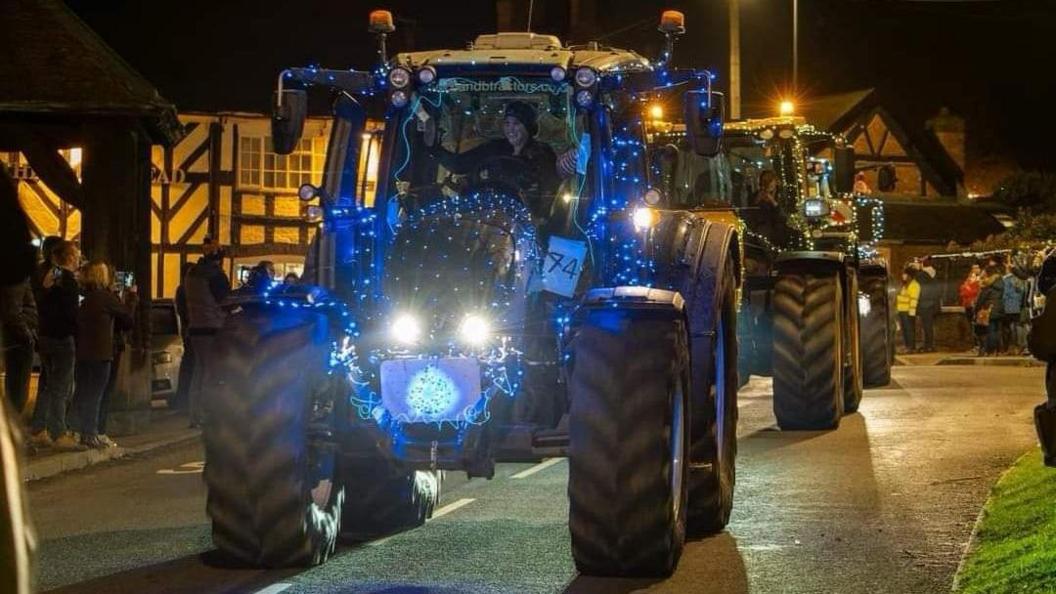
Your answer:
[894,250,1047,357]
[0,236,138,451]
[957,252,1037,356]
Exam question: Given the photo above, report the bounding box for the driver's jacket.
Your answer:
[431,138,559,218]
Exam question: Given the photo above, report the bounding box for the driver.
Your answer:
[745,169,791,248]
[428,101,561,219]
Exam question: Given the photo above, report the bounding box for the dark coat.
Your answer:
[76,287,134,361]
[37,269,79,339]
[916,269,941,311]
[0,280,37,346]
[432,138,560,219]
[976,274,1005,317]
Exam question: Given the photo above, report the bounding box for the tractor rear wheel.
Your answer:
[860,275,892,388]
[568,309,689,577]
[772,271,845,430]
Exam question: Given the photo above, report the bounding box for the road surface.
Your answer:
[29,365,1044,593]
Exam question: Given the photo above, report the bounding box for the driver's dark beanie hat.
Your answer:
[504,101,538,137]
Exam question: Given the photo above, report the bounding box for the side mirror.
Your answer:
[834,146,856,194]
[271,89,308,155]
[684,90,724,157]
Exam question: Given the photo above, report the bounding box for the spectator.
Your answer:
[99,269,133,440]
[284,271,299,285]
[915,258,941,352]
[28,240,83,450]
[976,266,1005,356]
[959,263,982,351]
[172,262,195,411]
[0,151,37,594]
[896,269,920,352]
[1,274,37,414]
[184,238,231,428]
[1030,249,1056,466]
[30,235,64,409]
[1003,263,1028,355]
[235,261,275,297]
[70,261,135,449]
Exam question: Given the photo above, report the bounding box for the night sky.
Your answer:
[65,0,1056,169]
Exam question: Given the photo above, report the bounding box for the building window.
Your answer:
[239,137,263,187]
[238,136,320,190]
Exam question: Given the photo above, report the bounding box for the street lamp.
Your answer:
[729,0,741,120]
[792,0,798,93]
[729,0,798,119]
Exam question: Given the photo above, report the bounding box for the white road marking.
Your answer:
[252,584,293,594]
[510,457,564,479]
[431,497,476,519]
[156,461,205,475]
[368,497,476,547]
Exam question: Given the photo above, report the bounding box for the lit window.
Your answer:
[239,136,321,191]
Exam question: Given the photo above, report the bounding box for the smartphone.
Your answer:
[114,270,135,290]
[51,266,62,281]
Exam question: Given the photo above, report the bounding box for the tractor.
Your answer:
[720,117,891,430]
[201,9,742,577]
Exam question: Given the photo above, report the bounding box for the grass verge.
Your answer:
[956,448,1056,593]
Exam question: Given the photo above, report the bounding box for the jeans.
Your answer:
[918,306,936,351]
[986,316,1003,355]
[899,312,916,351]
[188,334,217,424]
[99,350,122,435]
[3,340,33,413]
[71,360,112,438]
[30,336,75,439]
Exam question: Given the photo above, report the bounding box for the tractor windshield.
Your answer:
[388,77,591,224]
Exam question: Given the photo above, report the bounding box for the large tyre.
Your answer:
[843,274,864,414]
[340,465,439,541]
[687,263,739,535]
[772,271,845,430]
[203,306,343,567]
[860,275,892,388]
[568,309,689,577]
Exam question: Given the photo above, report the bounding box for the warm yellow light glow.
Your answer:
[633,207,658,231]
[649,103,664,120]
[779,100,795,116]
[67,147,82,168]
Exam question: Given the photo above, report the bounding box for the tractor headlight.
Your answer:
[458,314,491,346]
[633,207,658,231]
[802,198,829,219]
[388,67,412,89]
[389,90,410,108]
[574,67,597,88]
[390,313,422,345]
[575,89,594,109]
[416,66,437,85]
